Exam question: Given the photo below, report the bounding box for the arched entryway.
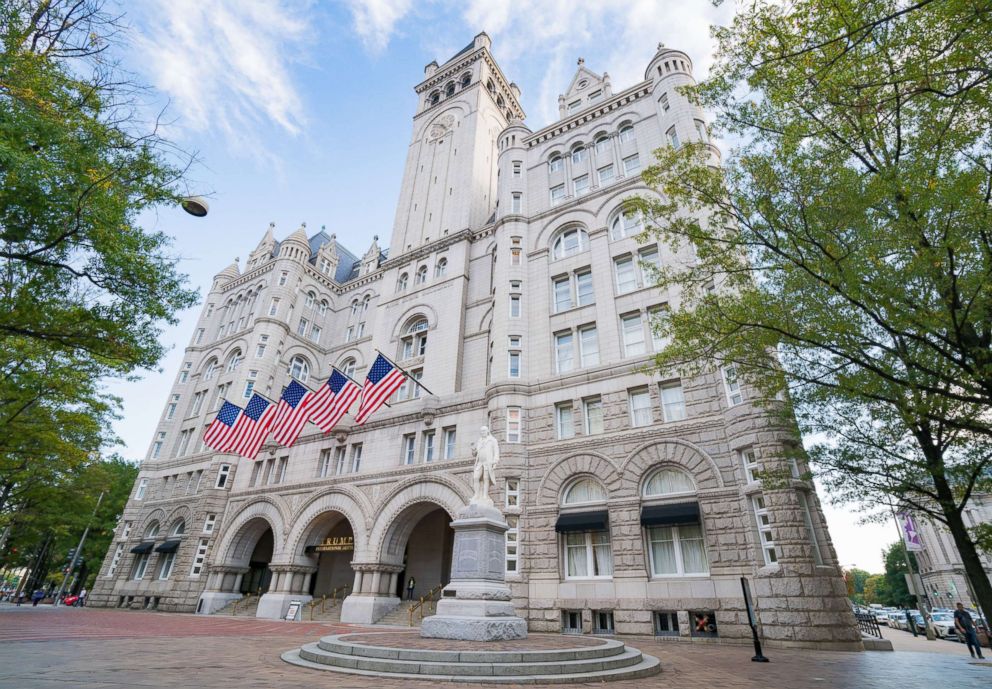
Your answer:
[240,526,273,595]
[390,505,453,601]
[303,512,356,597]
[197,511,283,615]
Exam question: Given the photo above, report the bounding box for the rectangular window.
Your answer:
[297,318,308,336]
[556,403,575,440]
[659,92,670,111]
[506,407,522,443]
[261,458,274,485]
[660,382,686,421]
[136,478,148,500]
[623,154,640,174]
[695,119,708,142]
[594,611,615,635]
[190,539,209,577]
[255,335,268,358]
[194,328,204,345]
[614,256,638,294]
[275,457,288,484]
[243,370,257,399]
[510,247,522,265]
[192,470,204,494]
[505,478,520,508]
[351,444,363,472]
[564,530,613,578]
[268,298,280,316]
[629,388,652,427]
[318,449,332,478]
[578,325,599,367]
[423,431,436,462]
[723,365,744,405]
[752,494,777,565]
[573,174,589,196]
[666,127,680,149]
[334,446,347,475]
[177,429,192,457]
[555,332,574,373]
[403,434,416,465]
[563,610,583,634]
[549,157,563,173]
[215,464,231,489]
[248,462,262,487]
[639,246,659,277]
[654,611,679,636]
[508,350,521,378]
[550,184,566,205]
[443,427,457,459]
[309,325,322,343]
[648,304,669,351]
[121,522,132,540]
[737,448,759,483]
[237,316,246,331]
[598,164,615,185]
[278,271,288,286]
[575,270,594,306]
[132,553,150,580]
[512,160,522,177]
[621,313,646,356]
[152,432,166,459]
[510,295,521,318]
[648,524,709,576]
[505,515,519,573]
[166,395,180,420]
[511,193,522,213]
[346,326,355,342]
[583,397,603,435]
[107,544,125,578]
[203,514,216,534]
[798,492,824,565]
[553,277,572,312]
[567,99,582,113]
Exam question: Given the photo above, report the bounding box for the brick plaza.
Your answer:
[0,606,988,689]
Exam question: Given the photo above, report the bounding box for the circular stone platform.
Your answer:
[281,631,661,683]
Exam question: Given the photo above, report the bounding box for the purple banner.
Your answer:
[900,512,924,552]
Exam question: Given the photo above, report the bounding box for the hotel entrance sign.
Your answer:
[315,536,354,552]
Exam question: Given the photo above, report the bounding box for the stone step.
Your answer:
[317,635,627,663]
[374,602,436,627]
[282,644,661,684]
[213,598,259,617]
[308,604,343,623]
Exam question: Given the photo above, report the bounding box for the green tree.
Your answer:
[879,542,917,609]
[863,574,885,605]
[845,567,872,605]
[636,0,992,626]
[0,1,197,531]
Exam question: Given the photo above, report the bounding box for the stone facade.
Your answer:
[915,495,992,610]
[90,33,861,649]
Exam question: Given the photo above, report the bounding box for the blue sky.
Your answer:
[107,0,894,571]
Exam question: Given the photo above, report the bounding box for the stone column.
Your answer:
[255,564,315,620]
[340,562,404,624]
[196,566,248,615]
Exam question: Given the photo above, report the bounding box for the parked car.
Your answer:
[874,610,893,625]
[931,612,957,639]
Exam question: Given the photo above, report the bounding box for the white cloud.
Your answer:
[344,0,413,53]
[132,0,310,155]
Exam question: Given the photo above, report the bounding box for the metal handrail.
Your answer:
[408,583,443,627]
[232,589,261,616]
[308,595,326,621]
[306,586,351,621]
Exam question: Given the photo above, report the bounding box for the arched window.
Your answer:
[144,522,160,539]
[487,79,495,94]
[362,296,370,315]
[551,227,589,260]
[401,317,428,360]
[203,359,218,380]
[225,350,242,372]
[571,145,587,165]
[619,124,635,143]
[562,477,607,505]
[351,299,360,316]
[548,154,563,173]
[305,291,315,308]
[643,468,696,497]
[289,355,310,383]
[435,257,448,277]
[319,299,328,316]
[429,91,440,105]
[415,265,428,285]
[497,94,505,107]
[445,81,455,97]
[170,520,186,537]
[594,134,610,154]
[460,72,471,88]
[396,273,408,292]
[339,358,357,378]
[610,209,644,240]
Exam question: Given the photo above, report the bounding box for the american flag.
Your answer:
[309,369,361,433]
[354,354,406,425]
[270,380,314,447]
[230,393,277,459]
[203,400,242,452]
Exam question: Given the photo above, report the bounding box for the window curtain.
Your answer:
[592,530,613,576]
[649,526,678,574]
[679,524,708,574]
[566,533,588,577]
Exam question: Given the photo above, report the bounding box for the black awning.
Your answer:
[555,510,609,533]
[155,540,181,553]
[130,542,154,554]
[641,502,701,527]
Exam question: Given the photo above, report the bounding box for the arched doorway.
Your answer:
[395,506,453,601]
[240,526,273,595]
[304,513,356,597]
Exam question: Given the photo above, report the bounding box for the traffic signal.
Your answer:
[65,548,76,563]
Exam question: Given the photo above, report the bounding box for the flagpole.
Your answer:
[374,350,436,396]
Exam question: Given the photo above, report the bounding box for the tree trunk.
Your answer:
[942,505,992,625]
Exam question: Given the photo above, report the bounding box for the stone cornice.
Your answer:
[381,228,473,268]
[525,80,652,147]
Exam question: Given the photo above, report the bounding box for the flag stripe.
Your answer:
[354,367,405,424]
[311,383,360,431]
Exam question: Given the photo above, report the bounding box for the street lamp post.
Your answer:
[54,492,104,604]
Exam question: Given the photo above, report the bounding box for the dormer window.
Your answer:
[319,258,332,274]
[588,90,602,102]
[567,100,582,113]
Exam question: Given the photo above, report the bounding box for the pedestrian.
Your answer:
[15,590,24,606]
[79,588,87,607]
[406,576,416,601]
[31,588,44,607]
[906,609,918,637]
[954,602,985,659]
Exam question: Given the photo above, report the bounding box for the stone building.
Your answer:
[914,495,992,610]
[90,34,861,649]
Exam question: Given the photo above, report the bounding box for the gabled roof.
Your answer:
[563,59,607,100]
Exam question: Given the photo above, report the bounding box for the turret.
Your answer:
[279,223,311,262]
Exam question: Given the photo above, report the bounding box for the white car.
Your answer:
[874,610,892,625]
[930,612,957,639]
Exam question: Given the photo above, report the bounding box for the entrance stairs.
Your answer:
[282,633,661,683]
[213,595,259,617]
[374,601,434,627]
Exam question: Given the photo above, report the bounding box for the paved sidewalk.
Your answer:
[0,606,988,689]
[879,625,983,656]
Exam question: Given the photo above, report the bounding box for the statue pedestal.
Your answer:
[420,503,527,641]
